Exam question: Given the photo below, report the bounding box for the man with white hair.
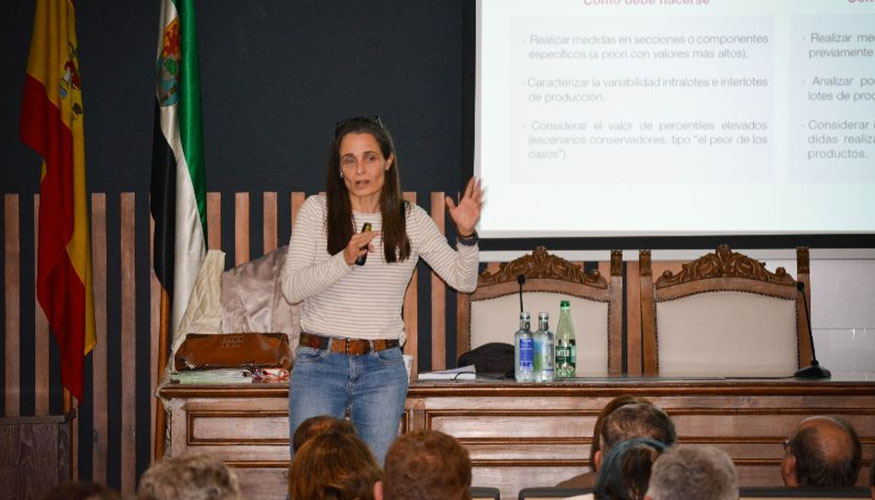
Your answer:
[645,445,738,500]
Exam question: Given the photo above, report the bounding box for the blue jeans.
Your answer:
[288,344,408,465]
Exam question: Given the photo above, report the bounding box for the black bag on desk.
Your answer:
[457,342,514,376]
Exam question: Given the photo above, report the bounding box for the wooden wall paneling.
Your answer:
[149,204,160,462]
[430,192,447,371]
[597,258,618,373]
[119,193,137,496]
[625,260,642,376]
[607,251,624,376]
[207,192,221,251]
[402,193,418,377]
[639,251,657,375]
[290,192,306,232]
[263,192,277,254]
[5,194,21,416]
[91,193,108,483]
[597,261,610,286]
[456,293,470,361]
[235,193,249,266]
[33,195,49,413]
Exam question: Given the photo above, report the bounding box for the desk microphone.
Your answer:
[793,281,831,379]
[354,222,372,266]
[517,274,526,313]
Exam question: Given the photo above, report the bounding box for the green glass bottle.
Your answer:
[555,300,576,379]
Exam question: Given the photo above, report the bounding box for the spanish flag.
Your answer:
[20,0,95,402]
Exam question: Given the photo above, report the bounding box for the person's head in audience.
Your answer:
[594,437,666,500]
[41,481,121,500]
[378,430,472,500]
[781,415,862,488]
[595,402,676,472]
[289,429,381,500]
[590,396,654,468]
[137,452,240,500]
[645,446,738,500]
[292,414,356,453]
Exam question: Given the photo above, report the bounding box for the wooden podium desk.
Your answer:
[0,412,73,500]
[160,374,875,500]
[406,374,875,499]
[159,382,291,500]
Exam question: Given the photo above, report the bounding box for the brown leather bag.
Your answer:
[174,333,293,371]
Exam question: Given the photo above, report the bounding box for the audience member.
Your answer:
[645,446,738,500]
[40,481,121,500]
[137,452,240,500]
[288,430,381,500]
[781,415,862,488]
[378,430,472,500]
[589,397,654,470]
[291,414,356,453]
[567,437,668,500]
[557,398,675,488]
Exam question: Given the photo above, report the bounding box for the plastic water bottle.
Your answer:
[514,312,534,382]
[533,312,554,382]
[555,300,577,379]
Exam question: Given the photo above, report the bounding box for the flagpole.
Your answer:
[63,389,77,479]
[154,289,171,459]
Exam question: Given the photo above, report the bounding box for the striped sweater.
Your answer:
[281,195,478,341]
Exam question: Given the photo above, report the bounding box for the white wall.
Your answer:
[767,256,875,373]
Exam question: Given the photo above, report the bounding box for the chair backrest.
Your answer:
[639,245,813,376]
[517,487,593,500]
[458,247,623,376]
[739,486,871,499]
[471,486,501,500]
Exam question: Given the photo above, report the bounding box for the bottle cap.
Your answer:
[560,300,570,308]
[519,312,530,320]
[538,312,549,319]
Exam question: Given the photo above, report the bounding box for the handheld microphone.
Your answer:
[354,222,372,266]
[793,281,831,378]
[517,274,526,313]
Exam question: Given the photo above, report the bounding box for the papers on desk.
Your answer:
[170,368,252,384]
[418,364,476,381]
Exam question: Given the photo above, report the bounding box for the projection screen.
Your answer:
[475,0,875,238]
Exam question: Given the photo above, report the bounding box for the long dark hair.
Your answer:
[326,116,410,263]
[594,438,666,500]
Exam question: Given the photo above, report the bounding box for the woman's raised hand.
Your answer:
[446,177,483,237]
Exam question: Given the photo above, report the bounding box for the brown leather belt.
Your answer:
[299,332,399,356]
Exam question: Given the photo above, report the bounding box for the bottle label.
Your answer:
[532,337,542,372]
[569,342,576,366]
[519,338,533,370]
[556,346,569,361]
[542,338,554,369]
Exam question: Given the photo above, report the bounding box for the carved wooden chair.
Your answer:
[457,246,623,375]
[639,245,813,377]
